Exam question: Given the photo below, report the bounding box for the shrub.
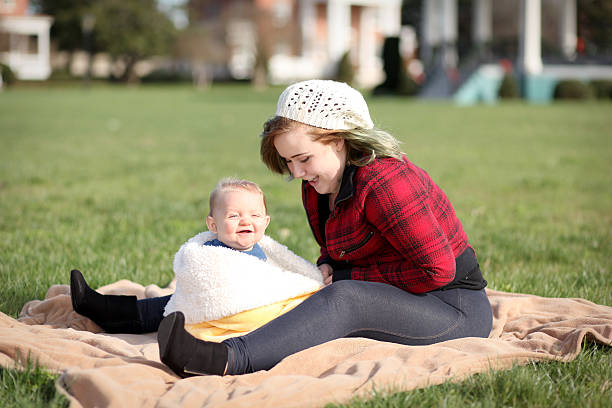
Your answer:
[590,80,612,99]
[335,51,354,86]
[0,63,17,87]
[553,80,593,100]
[498,74,519,98]
[373,37,418,96]
[48,68,78,82]
[140,68,191,84]
[396,68,419,96]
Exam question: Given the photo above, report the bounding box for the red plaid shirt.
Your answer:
[302,156,469,294]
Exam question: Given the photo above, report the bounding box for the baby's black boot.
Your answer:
[70,269,143,334]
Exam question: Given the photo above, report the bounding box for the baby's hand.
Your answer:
[318,264,333,286]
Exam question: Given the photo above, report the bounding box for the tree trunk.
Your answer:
[251,45,268,90]
[191,62,210,90]
[121,56,140,85]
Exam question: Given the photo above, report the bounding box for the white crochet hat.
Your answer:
[275,80,374,130]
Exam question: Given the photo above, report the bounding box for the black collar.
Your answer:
[313,164,358,246]
[333,164,358,207]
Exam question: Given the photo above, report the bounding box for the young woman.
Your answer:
[157,80,492,377]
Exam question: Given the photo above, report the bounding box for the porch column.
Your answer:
[299,0,316,57]
[440,0,457,70]
[518,0,542,75]
[472,0,492,56]
[327,0,351,63]
[359,6,377,70]
[37,23,51,78]
[379,0,401,37]
[559,0,577,60]
[356,6,379,87]
[421,0,442,67]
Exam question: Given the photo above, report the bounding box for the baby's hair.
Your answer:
[208,177,268,216]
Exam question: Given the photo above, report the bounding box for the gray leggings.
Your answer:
[224,280,492,374]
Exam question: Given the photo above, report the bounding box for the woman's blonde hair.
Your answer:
[260,116,403,175]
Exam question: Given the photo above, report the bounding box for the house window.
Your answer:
[0,32,9,52]
[8,33,38,54]
[27,34,38,54]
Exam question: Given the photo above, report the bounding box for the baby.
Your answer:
[163,177,323,341]
[201,178,270,260]
[71,178,323,339]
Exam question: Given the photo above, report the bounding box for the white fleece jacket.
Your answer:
[163,231,324,324]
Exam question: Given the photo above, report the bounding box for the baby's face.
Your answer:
[206,190,270,251]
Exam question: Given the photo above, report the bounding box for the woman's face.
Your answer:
[273,125,347,195]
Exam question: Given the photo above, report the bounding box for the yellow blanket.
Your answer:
[185,291,317,342]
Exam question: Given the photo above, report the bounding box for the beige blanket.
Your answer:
[1,280,611,408]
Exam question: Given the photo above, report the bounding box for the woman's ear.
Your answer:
[333,138,345,152]
[206,216,217,233]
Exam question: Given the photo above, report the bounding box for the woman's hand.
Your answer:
[319,264,333,286]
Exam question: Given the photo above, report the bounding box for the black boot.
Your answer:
[157,311,228,377]
[70,269,143,334]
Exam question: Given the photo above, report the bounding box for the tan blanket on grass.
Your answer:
[1,280,611,408]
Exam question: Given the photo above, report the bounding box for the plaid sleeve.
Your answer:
[317,246,332,266]
[351,163,456,293]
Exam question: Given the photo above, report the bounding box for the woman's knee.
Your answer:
[316,280,400,316]
[323,279,381,299]
[315,280,369,312]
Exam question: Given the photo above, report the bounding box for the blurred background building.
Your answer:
[186,0,402,88]
[408,0,612,103]
[0,0,52,80]
[1,0,611,102]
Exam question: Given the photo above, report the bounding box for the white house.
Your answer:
[0,0,53,80]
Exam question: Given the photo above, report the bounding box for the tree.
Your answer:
[33,0,97,52]
[33,0,99,78]
[92,0,176,83]
[174,23,227,89]
[34,0,176,82]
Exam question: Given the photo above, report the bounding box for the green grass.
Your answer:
[0,357,69,408]
[1,85,610,407]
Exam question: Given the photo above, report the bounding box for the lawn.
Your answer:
[0,84,610,407]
